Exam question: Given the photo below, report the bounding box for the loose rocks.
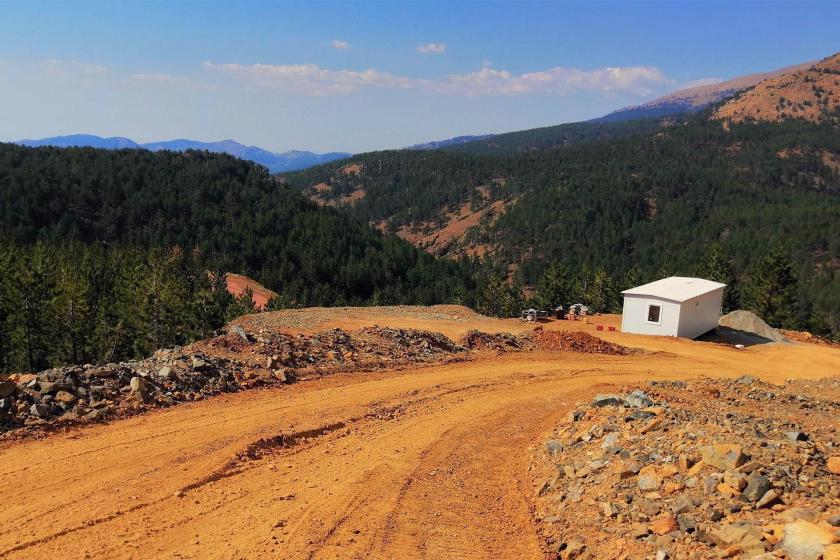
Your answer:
[532,378,840,560]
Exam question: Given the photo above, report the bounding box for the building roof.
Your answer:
[621,276,726,303]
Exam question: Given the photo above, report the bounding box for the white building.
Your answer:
[620,277,726,339]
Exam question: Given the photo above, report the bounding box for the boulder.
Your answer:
[624,389,653,408]
[638,471,661,491]
[650,515,677,535]
[231,325,252,343]
[592,394,623,407]
[29,403,51,418]
[755,489,779,508]
[0,381,16,398]
[779,520,835,560]
[700,444,748,470]
[671,495,694,515]
[827,456,840,475]
[743,473,772,501]
[85,366,116,378]
[708,522,765,557]
[54,391,77,405]
[129,377,151,403]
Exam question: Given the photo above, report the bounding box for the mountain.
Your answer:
[715,52,840,123]
[15,135,351,173]
[16,134,140,150]
[443,117,665,156]
[595,61,814,122]
[282,109,840,338]
[423,61,817,157]
[408,134,494,150]
[0,142,475,307]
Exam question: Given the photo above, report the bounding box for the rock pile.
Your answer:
[459,330,527,351]
[0,350,248,434]
[209,326,463,376]
[0,326,467,436]
[533,377,840,559]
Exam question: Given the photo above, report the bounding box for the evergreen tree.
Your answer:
[19,243,60,370]
[696,244,739,312]
[477,274,507,317]
[532,263,570,309]
[742,246,799,328]
[587,268,617,313]
[0,243,21,371]
[226,287,258,321]
[57,253,92,365]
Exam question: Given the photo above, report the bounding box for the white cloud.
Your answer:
[202,60,672,97]
[331,40,350,50]
[417,42,447,55]
[128,72,190,84]
[439,65,672,96]
[44,59,109,77]
[202,61,418,96]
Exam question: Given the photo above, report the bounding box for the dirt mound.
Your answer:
[533,377,840,559]
[781,329,840,347]
[719,310,787,343]
[459,330,526,351]
[529,329,635,355]
[235,304,481,333]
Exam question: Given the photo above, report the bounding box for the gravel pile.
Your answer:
[0,350,250,435]
[459,330,527,351]
[533,377,840,559]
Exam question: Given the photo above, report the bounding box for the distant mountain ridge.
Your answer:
[15,134,351,173]
[595,61,814,122]
[407,134,494,150]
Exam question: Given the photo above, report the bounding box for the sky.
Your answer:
[0,1,838,153]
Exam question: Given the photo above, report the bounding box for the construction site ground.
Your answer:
[1,306,838,559]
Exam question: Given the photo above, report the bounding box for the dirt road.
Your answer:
[2,312,839,559]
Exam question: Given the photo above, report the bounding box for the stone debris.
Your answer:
[533,377,840,560]
[2,322,644,437]
[0,326,468,436]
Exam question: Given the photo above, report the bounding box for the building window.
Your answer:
[647,304,661,324]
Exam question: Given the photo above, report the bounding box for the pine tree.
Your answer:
[0,242,21,372]
[696,244,739,312]
[532,263,570,309]
[226,287,258,321]
[587,268,617,313]
[742,246,799,329]
[57,253,92,365]
[19,243,60,370]
[477,274,507,317]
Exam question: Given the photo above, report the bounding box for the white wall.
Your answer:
[621,295,681,337]
[677,288,724,339]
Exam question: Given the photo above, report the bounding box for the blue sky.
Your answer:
[1,1,838,152]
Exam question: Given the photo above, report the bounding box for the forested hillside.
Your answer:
[283,111,840,338]
[446,117,666,156]
[0,144,478,371]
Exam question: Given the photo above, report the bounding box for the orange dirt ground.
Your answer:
[2,309,839,559]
